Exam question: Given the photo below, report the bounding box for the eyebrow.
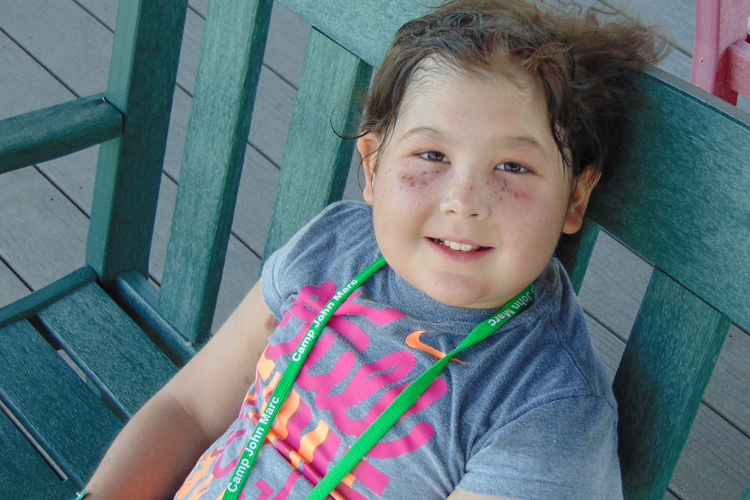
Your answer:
[400,126,445,142]
[497,135,553,162]
[401,126,553,162]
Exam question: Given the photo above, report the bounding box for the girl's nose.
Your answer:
[439,171,490,219]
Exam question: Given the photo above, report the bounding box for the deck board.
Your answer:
[671,406,750,499]
[0,0,112,97]
[603,0,696,54]
[0,265,30,307]
[1,0,749,498]
[579,231,653,336]
[0,28,72,117]
[0,167,88,290]
[708,327,750,430]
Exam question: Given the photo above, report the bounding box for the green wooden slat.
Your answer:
[86,0,189,284]
[157,0,274,345]
[263,28,372,258]
[743,478,750,500]
[587,68,750,331]
[37,281,177,420]
[0,93,122,174]
[278,0,428,68]
[0,266,96,330]
[0,411,78,499]
[0,320,123,488]
[613,270,731,500]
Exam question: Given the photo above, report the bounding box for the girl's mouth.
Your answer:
[430,238,491,252]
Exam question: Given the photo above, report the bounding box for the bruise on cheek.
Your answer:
[400,169,437,188]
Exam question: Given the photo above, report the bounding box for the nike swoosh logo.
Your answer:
[406,331,468,364]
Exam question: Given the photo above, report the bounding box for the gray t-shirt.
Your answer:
[176,201,622,500]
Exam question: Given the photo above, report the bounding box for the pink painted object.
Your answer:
[691,0,750,103]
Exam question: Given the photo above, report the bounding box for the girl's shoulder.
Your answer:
[261,200,379,316]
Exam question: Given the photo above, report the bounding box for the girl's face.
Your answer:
[358,68,599,310]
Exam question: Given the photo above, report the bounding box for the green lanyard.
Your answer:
[223,256,534,500]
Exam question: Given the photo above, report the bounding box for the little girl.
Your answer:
[84,1,663,499]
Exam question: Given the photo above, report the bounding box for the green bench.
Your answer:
[0,0,748,498]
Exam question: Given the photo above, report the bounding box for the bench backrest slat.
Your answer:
[263,28,372,258]
[587,69,750,332]
[157,0,274,344]
[615,270,732,497]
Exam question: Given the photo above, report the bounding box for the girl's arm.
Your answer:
[84,280,278,500]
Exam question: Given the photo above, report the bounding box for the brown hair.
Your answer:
[360,0,666,181]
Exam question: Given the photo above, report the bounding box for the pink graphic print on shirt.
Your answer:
[176,281,449,500]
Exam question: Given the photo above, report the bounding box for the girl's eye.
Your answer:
[418,151,449,163]
[496,162,529,173]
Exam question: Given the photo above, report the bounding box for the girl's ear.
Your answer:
[562,165,601,234]
[357,132,381,206]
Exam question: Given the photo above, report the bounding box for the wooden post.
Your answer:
[86,0,189,284]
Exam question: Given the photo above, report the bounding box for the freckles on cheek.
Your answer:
[493,179,523,201]
[400,169,437,189]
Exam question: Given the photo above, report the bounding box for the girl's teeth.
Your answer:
[442,239,477,251]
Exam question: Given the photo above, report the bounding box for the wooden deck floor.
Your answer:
[1,0,749,498]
